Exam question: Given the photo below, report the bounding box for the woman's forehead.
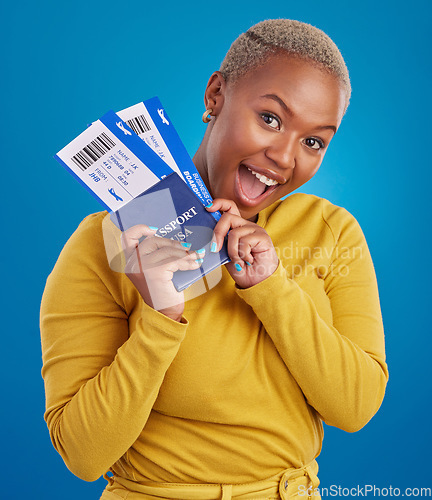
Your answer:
[226,55,346,123]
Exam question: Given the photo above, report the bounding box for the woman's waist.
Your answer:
[111,409,323,484]
[103,459,321,499]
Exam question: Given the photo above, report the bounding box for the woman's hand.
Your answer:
[121,225,203,322]
[206,199,279,289]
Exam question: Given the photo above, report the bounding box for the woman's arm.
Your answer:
[235,201,388,432]
[40,213,188,481]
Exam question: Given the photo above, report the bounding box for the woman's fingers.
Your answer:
[122,224,196,259]
[126,242,205,276]
[206,198,261,254]
[225,225,257,265]
[209,211,249,253]
[206,198,241,216]
[121,224,158,258]
[138,239,191,262]
[144,251,203,278]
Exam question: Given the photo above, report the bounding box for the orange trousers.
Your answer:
[99,460,321,499]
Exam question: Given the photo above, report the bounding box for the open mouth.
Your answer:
[235,164,281,207]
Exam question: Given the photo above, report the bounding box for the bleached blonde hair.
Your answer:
[220,19,351,111]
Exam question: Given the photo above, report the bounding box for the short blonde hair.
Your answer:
[220,19,351,111]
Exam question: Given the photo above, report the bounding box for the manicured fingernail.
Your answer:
[149,226,158,231]
[181,242,192,249]
[245,261,252,266]
[205,202,213,208]
[235,263,242,272]
[196,259,204,265]
[197,248,206,255]
[211,241,218,253]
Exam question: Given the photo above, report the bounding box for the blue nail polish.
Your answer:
[197,248,206,254]
[149,226,158,231]
[245,261,252,266]
[181,242,192,249]
[235,263,242,272]
[205,202,213,208]
[196,259,204,265]
[211,242,217,253]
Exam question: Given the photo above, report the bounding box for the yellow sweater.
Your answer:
[40,193,388,484]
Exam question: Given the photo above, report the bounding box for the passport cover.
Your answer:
[110,172,229,292]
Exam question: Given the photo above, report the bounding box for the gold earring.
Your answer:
[202,108,213,123]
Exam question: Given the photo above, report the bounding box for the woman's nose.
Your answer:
[264,135,296,171]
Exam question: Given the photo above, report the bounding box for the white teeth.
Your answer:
[247,167,279,186]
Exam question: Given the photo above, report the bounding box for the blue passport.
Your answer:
[110,172,230,292]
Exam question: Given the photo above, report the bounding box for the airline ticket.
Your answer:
[56,110,173,212]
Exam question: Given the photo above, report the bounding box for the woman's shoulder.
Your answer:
[263,192,356,224]
[262,193,366,246]
[73,210,109,235]
[65,210,117,248]
[53,210,116,275]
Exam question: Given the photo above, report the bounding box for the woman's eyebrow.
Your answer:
[260,94,293,116]
[315,124,337,135]
[260,93,337,135]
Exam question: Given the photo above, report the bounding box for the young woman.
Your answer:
[40,19,388,500]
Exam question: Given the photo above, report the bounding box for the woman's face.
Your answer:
[201,55,346,220]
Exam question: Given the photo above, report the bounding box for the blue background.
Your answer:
[2,0,430,498]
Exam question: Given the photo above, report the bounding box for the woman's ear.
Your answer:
[203,71,226,116]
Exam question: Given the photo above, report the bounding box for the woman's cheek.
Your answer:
[235,122,264,152]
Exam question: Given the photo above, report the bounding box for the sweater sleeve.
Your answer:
[235,202,388,433]
[40,213,188,481]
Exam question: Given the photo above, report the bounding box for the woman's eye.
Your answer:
[304,137,325,150]
[261,113,280,130]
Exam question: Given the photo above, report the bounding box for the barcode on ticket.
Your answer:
[125,114,151,136]
[71,132,116,171]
